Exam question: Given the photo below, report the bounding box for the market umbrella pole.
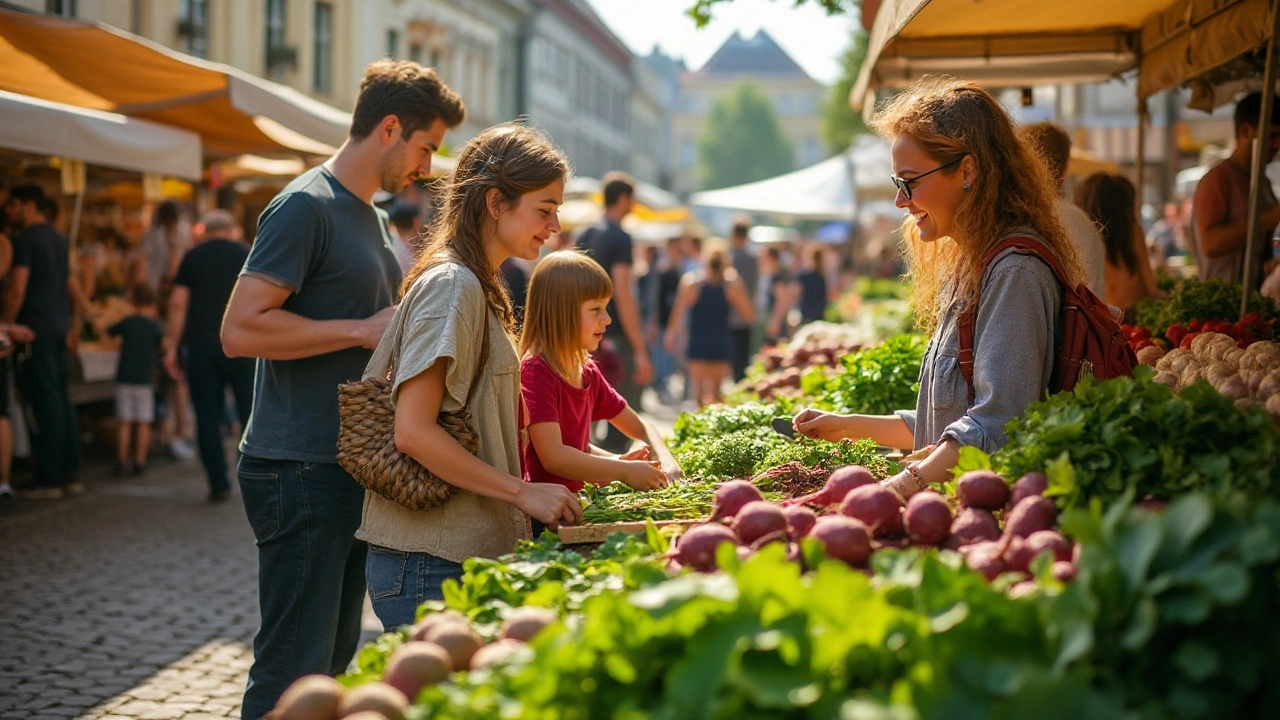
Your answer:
[1242,0,1280,318]
[68,190,84,245]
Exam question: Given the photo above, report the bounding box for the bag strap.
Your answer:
[957,235,1067,405]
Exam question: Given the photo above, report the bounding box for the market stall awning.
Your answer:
[851,0,1274,111]
[0,7,350,157]
[689,136,896,221]
[0,89,202,180]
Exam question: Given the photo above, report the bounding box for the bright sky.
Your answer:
[582,0,859,86]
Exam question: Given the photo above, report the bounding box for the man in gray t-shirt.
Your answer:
[220,60,465,720]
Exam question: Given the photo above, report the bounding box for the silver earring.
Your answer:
[963,182,971,191]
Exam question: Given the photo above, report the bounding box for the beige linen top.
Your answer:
[354,259,529,562]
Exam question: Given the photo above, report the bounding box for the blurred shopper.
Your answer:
[136,200,191,291]
[1193,92,1280,291]
[796,247,830,324]
[576,173,651,452]
[2,185,87,500]
[501,257,530,323]
[387,202,421,274]
[651,237,684,403]
[0,194,34,501]
[107,284,164,476]
[1075,174,1161,321]
[1024,121,1106,296]
[727,220,759,382]
[220,60,464,719]
[665,242,755,406]
[1149,201,1189,264]
[164,210,254,502]
[760,246,798,343]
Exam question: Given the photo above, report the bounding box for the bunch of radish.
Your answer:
[672,464,1080,592]
[267,607,555,720]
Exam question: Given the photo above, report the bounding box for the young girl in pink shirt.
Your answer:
[519,251,682,509]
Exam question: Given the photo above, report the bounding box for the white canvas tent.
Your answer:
[689,135,896,221]
[0,89,202,180]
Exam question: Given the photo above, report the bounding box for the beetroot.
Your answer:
[709,480,765,522]
[810,515,872,567]
[786,464,875,507]
[782,506,817,539]
[735,501,789,545]
[904,492,952,545]
[955,470,1010,510]
[1004,496,1057,539]
[948,507,1000,547]
[1008,580,1038,599]
[1009,472,1049,507]
[1002,536,1034,573]
[964,541,1007,581]
[674,523,738,573]
[1024,530,1072,564]
[1052,561,1077,582]
[838,485,904,538]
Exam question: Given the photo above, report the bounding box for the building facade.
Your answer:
[521,0,632,181]
[672,30,827,195]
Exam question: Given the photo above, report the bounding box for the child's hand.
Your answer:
[619,446,652,462]
[662,463,684,483]
[619,460,668,491]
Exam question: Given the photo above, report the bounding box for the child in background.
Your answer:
[519,252,682,526]
[107,283,166,475]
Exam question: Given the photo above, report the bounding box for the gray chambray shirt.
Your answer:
[896,234,1062,453]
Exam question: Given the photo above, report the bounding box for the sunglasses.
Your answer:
[890,156,965,201]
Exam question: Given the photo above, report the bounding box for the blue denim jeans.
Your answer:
[237,456,367,720]
[366,546,465,632]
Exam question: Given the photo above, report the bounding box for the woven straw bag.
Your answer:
[336,310,490,511]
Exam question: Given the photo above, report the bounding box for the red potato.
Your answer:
[839,485,904,538]
[1052,561,1077,582]
[782,506,818,539]
[383,642,453,701]
[947,507,1000,547]
[1009,472,1049,508]
[1024,530,1073,563]
[470,639,528,670]
[273,675,344,720]
[956,470,1011,510]
[1002,536,1034,574]
[1004,496,1058,539]
[809,515,872,567]
[674,523,738,573]
[904,492,952,546]
[735,501,789,545]
[1008,580,1039,599]
[964,541,1008,581]
[786,464,876,508]
[500,606,557,644]
[411,610,468,642]
[421,622,483,674]
[709,480,765,523]
[336,682,409,720]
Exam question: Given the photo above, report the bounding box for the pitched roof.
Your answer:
[694,30,810,79]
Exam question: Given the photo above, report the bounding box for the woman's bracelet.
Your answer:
[883,463,926,501]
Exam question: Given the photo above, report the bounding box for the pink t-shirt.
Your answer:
[520,354,627,492]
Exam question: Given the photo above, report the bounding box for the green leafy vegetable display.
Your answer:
[669,401,786,455]
[1134,279,1279,341]
[580,480,774,524]
[992,367,1280,508]
[803,334,926,415]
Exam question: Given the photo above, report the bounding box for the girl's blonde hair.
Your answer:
[403,122,570,334]
[519,251,613,383]
[871,77,1081,334]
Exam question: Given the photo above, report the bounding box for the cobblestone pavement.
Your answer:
[0,391,682,720]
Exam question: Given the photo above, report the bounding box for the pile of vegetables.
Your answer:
[277,492,1280,720]
[798,333,926,415]
[1148,334,1280,418]
[989,368,1280,509]
[1133,278,1278,343]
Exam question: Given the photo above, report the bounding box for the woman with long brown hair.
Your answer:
[794,77,1081,499]
[1074,173,1161,320]
[357,123,582,630]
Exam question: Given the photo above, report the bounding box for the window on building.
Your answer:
[45,0,76,16]
[178,0,209,59]
[265,0,289,75]
[313,2,333,94]
[385,29,398,59]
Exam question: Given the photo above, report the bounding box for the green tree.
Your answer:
[697,79,794,190]
[822,26,870,151]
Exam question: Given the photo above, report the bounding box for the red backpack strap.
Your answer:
[956,235,1067,405]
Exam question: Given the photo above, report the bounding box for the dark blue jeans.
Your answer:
[16,338,80,488]
[366,546,465,632]
[237,456,367,720]
[186,343,254,494]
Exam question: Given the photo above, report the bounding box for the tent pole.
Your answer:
[1241,0,1280,318]
[1135,102,1147,223]
[69,190,85,246]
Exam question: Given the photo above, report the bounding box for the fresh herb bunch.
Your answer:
[669,401,786,455]
[1134,279,1279,341]
[676,427,785,480]
[760,436,890,478]
[807,333,926,415]
[580,480,763,524]
[992,367,1280,507]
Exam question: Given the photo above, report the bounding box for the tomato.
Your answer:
[1189,319,1204,332]
[1165,324,1187,347]
[1180,331,1201,350]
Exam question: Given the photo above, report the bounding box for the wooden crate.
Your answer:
[555,519,699,545]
